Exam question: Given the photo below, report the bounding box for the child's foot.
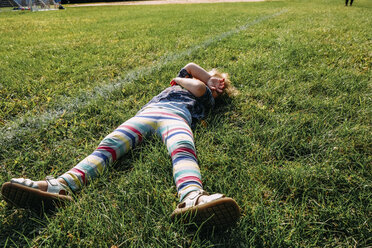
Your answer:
[1,176,72,212]
[171,190,241,229]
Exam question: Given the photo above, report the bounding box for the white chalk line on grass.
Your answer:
[0,9,287,146]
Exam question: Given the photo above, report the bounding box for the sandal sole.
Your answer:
[1,182,72,212]
[171,197,240,229]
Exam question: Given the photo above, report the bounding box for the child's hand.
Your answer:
[207,77,225,93]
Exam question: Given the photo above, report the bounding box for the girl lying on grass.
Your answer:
[1,63,240,229]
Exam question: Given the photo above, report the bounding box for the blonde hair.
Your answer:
[208,69,239,97]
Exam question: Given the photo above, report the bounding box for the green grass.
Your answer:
[0,0,371,246]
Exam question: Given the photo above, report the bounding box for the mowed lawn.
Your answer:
[0,0,371,246]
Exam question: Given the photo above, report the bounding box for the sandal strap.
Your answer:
[178,190,225,209]
[45,176,68,194]
[177,190,206,209]
[10,176,70,195]
[198,192,224,205]
[10,178,39,189]
[187,190,209,200]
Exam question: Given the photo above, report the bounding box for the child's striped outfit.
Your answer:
[59,69,215,202]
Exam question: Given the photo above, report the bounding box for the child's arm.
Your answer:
[184,63,211,84]
[183,63,225,94]
[172,77,206,97]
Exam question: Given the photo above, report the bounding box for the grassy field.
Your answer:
[0,0,371,246]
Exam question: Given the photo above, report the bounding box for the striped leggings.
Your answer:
[59,107,202,201]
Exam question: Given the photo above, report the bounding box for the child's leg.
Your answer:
[159,115,241,228]
[157,117,202,202]
[1,115,156,211]
[59,115,155,192]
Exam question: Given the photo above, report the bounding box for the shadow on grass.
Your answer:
[0,206,49,247]
[171,217,246,247]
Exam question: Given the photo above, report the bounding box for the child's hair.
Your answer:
[209,69,239,97]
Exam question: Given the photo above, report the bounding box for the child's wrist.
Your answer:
[206,75,212,85]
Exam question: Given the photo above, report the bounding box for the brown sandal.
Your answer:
[171,190,240,229]
[1,176,72,212]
